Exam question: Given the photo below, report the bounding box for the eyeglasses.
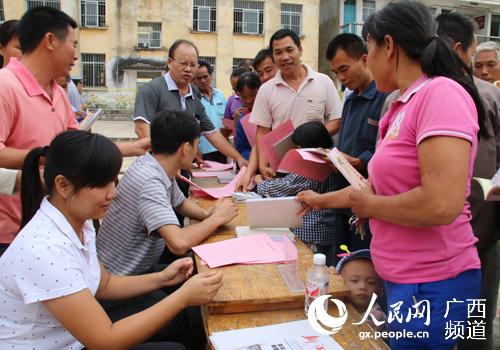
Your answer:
[171,58,199,69]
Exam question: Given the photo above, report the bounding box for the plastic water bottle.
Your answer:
[304,253,330,315]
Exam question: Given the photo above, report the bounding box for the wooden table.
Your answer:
[190,177,388,349]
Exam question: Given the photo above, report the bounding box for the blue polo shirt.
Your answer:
[199,88,226,154]
[337,80,389,176]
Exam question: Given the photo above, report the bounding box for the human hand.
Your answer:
[232,107,248,120]
[349,185,375,219]
[212,198,238,225]
[220,127,233,138]
[158,257,194,287]
[296,190,322,215]
[253,174,264,185]
[259,165,275,180]
[235,171,253,192]
[177,271,223,306]
[130,137,151,156]
[236,156,248,168]
[339,151,363,170]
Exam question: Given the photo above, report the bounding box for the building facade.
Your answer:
[319,0,500,77]
[1,0,320,109]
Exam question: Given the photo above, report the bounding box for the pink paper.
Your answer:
[202,161,233,171]
[260,120,294,171]
[222,118,235,136]
[240,113,257,146]
[193,234,297,268]
[191,171,233,178]
[181,166,247,198]
[277,149,332,182]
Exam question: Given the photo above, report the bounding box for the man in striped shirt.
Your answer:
[97,110,238,276]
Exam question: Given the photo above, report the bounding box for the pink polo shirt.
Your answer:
[0,58,78,244]
[368,76,480,284]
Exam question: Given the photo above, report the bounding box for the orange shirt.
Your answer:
[0,58,78,243]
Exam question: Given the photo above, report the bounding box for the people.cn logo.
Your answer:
[307,295,349,335]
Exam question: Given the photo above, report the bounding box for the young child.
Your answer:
[234,72,261,160]
[335,249,386,331]
[254,121,337,265]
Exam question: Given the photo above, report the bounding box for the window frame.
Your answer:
[81,53,106,88]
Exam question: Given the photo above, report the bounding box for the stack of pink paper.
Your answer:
[180,167,247,198]
[192,234,298,268]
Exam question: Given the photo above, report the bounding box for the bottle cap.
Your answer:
[313,253,326,265]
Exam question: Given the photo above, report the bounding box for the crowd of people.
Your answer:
[0,1,498,349]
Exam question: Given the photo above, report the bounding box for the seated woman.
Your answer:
[0,130,222,350]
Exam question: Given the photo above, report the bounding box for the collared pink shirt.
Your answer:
[0,58,78,243]
[368,76,480,284]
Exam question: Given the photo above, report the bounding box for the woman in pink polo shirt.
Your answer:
[297,1,487,349]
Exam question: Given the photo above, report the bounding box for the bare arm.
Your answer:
[325,119,341,136]
[158,198,237,255]
[174,198,210,221]
[0,147,31,169]
[43,271,222,350]
[350,136,470,227]
[255,125,274,178]
[134,120,151,139]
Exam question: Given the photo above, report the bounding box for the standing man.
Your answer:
[253,48,278,84]
[193,60,226,163]
[0,7,147,256]
[241,29,342,187]
[133,39,246,167]
[326,33,389,253]
[437,13,500,350]
[474,41,500,84]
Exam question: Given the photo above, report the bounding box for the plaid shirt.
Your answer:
[256,173,336,245]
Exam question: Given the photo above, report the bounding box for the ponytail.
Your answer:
[20,147,48,228]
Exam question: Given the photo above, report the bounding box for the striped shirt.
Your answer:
[97,153,185,275]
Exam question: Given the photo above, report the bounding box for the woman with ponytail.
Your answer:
[297,1,482,348]
[0,130,222,350]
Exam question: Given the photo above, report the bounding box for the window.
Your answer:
[81,53,105,87]
[81,0,106,28]
[137,22,162,49]
[232,57,252,71]
[491,14,500,38]
[362,0,375,21]
[234,1,263,35]
[193,0,216,32]
[0,0,4,23]
[27,0,60,10]
[281,4,302,36]
[199,56,216,87]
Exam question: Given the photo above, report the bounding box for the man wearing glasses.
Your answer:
[133,39,247,168]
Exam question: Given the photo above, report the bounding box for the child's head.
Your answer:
[336,249,382,312]
[235,72,261,111]
[291,121,333,149]
[151,110,201,169]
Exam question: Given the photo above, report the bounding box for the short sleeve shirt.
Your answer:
[0,58,79,244]
[97,152,186,275]
[250,64,342,129]
[199,88,226,154]
[133,72,215,134]
[0,197,100,350]
[368,76,480,284]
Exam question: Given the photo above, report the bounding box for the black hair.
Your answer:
[235,72,261,92]
[150,110,201,155]
[230,67,248,79]
[292,121,333,149]
[198,59,213,75]
[326,33,367,61]
[269,29,301,52]
[21,130,122,228]
[73,79,83,85]
[168,39,199,59]
[0,20,19,67]
[253,48,272,70]
[18,6,77,55]
[436,12,475,52]
[362,0,487,139]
